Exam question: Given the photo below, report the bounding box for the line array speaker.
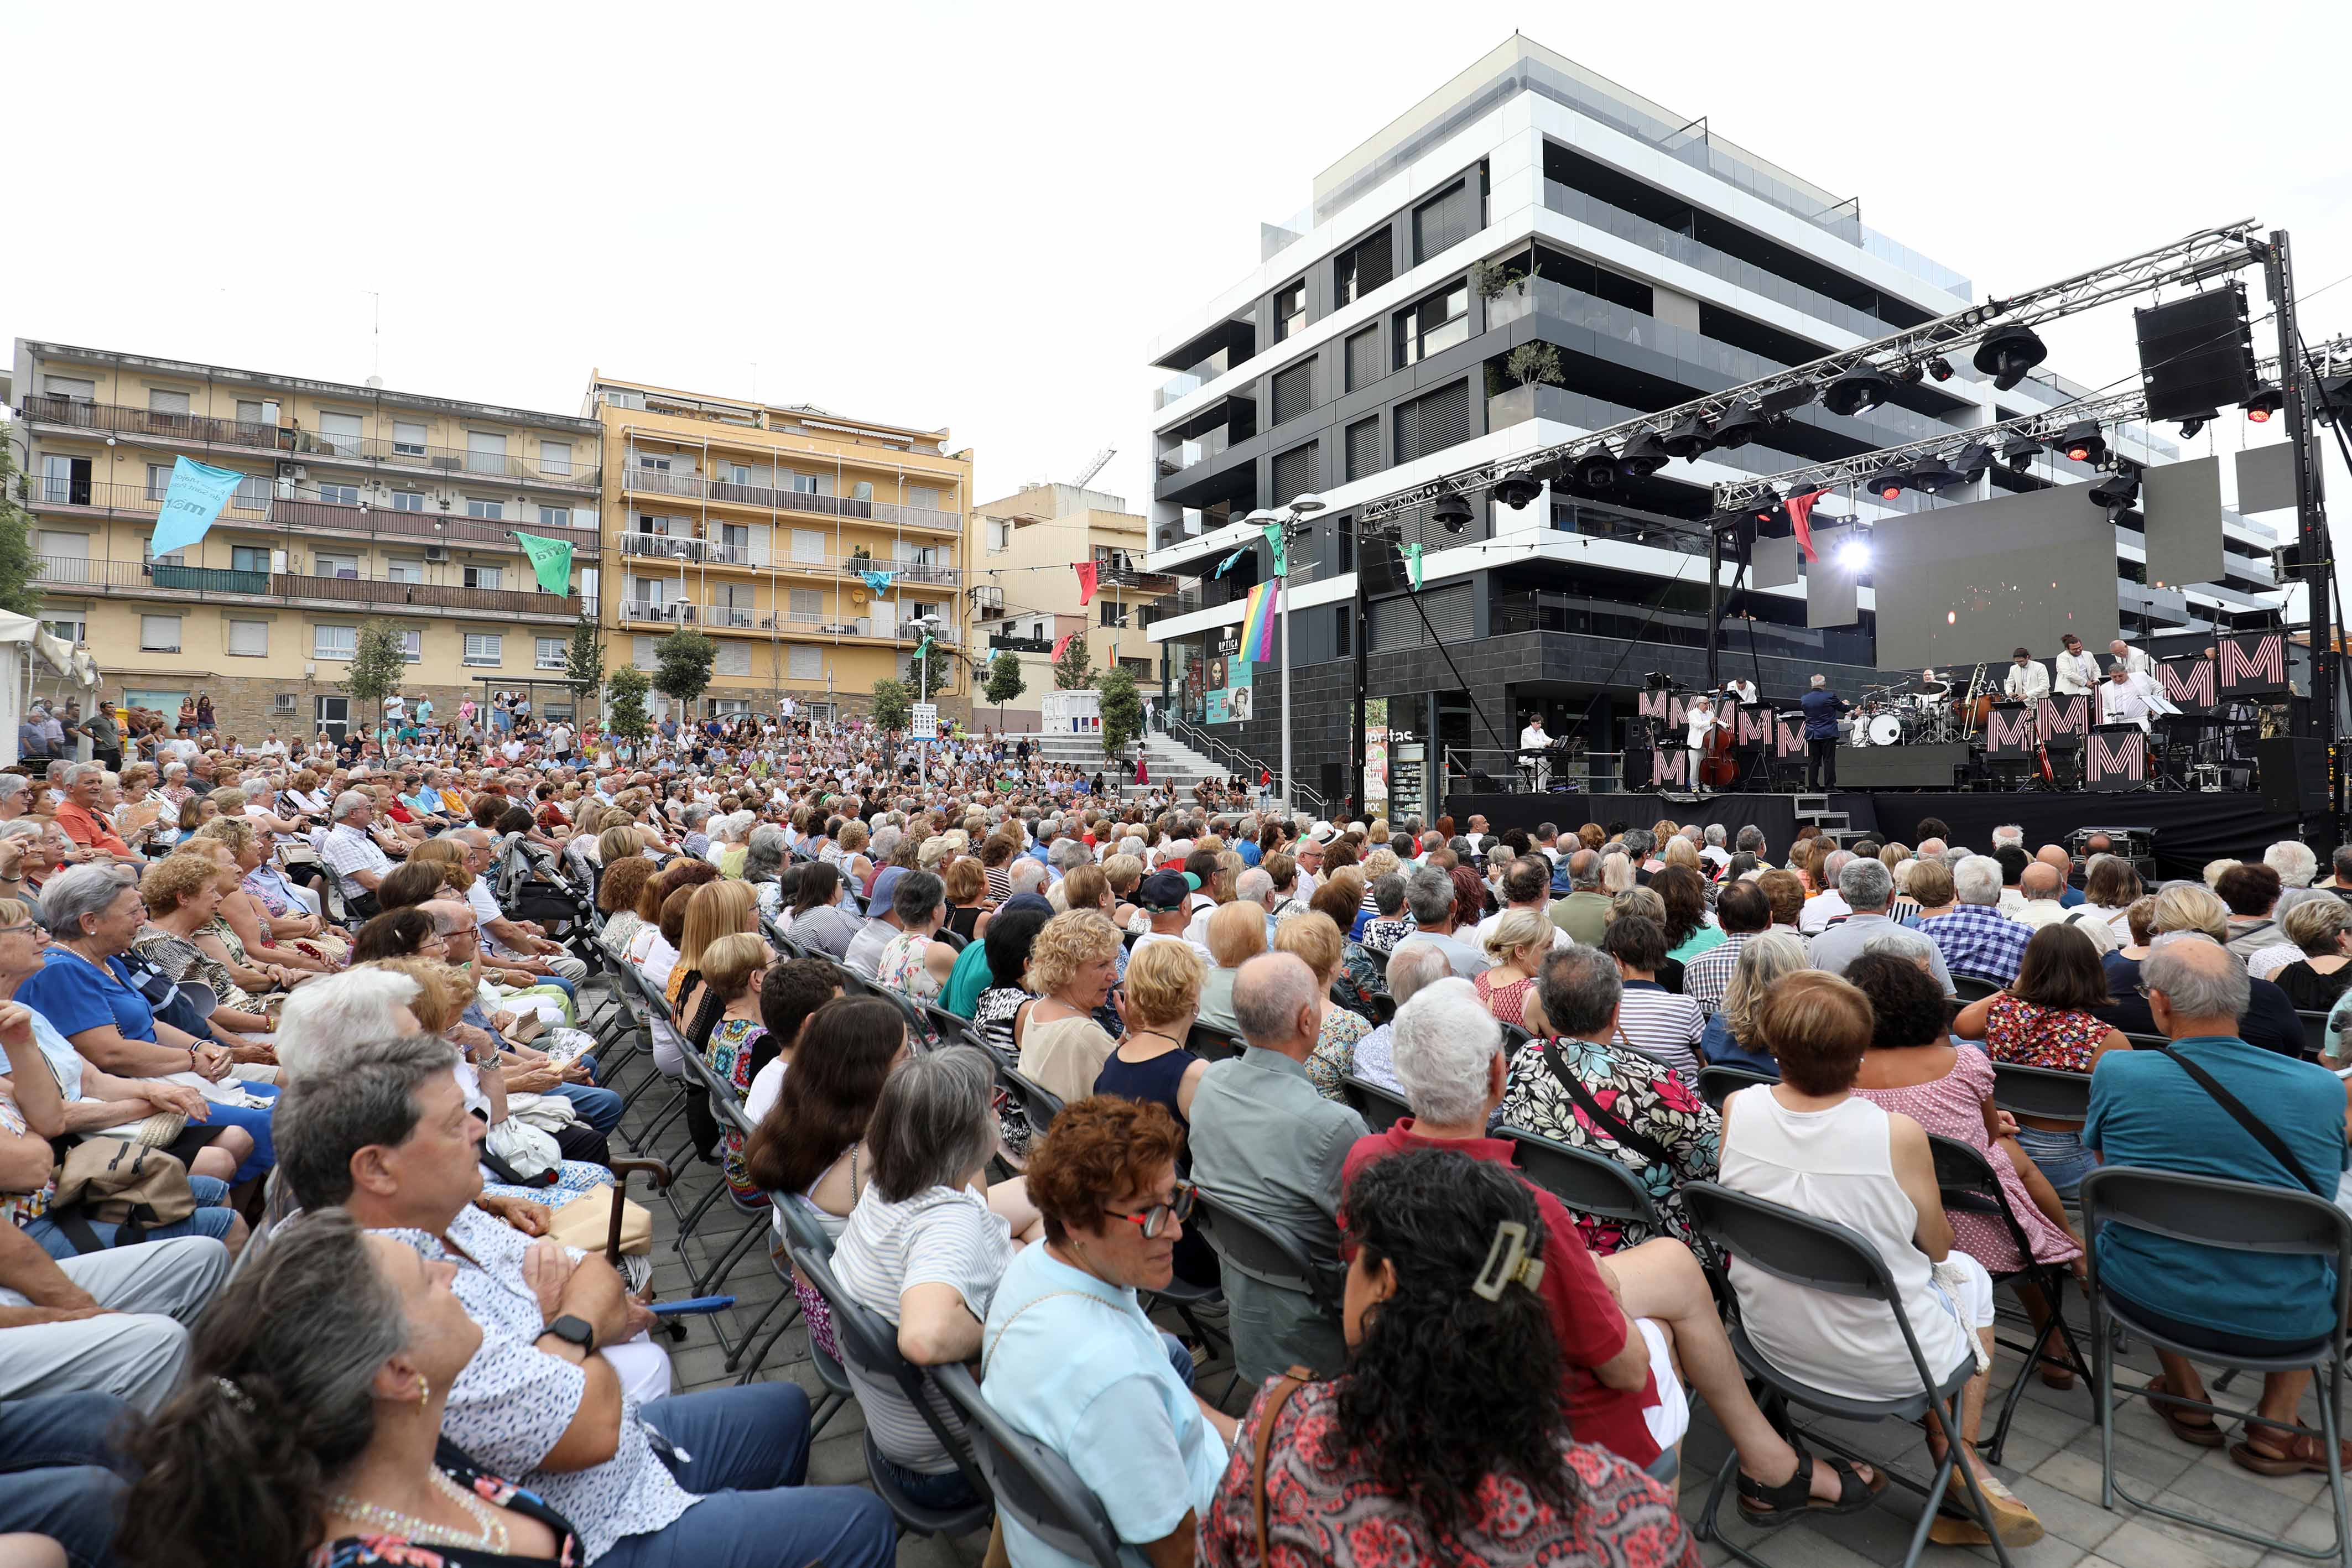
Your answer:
[2134,284,2258,424]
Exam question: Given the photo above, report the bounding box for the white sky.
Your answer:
[4,0,2350,614]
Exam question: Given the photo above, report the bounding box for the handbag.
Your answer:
[51,1137,197,1247]
[1251,1368,1317,1564]
[483,1117,563,1184]
[545,1184,652,1257]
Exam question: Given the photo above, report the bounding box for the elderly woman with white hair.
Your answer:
[1700,930,1806,1075]
[1347,939,1452,1095]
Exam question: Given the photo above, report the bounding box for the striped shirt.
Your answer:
[1614,980,1704,1080]
[830,1184,1015,1475]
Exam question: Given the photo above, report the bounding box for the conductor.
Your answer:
[1800,673,1849,790]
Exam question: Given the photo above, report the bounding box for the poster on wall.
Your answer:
[1365,698,1390,809]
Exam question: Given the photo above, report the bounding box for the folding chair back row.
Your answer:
[1339,1074,1410,1133]
[1502,1128,1666,1233]
[1988,1061,2090,1126]
[934,1362,1132,1568]
[1695,1065,1776,1112]
[1189,1187,1342,1317]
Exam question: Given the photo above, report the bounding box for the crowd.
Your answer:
[0,698,2348,1567]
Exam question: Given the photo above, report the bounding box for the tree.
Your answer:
[1099,665,1144,759]
[652,628,716,718]
[341,620,409,723]
[1052,634,1094,690]
[0,439,44,619]
[1506,341,1563,387]
[905,639,952,700]
[563,616,604,708]
[605,664,651,743]
[984,650,1027,726]
[871,676,912,733]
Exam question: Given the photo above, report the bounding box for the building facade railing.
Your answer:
[22,479,601,555]
[33,556,592,622]
[617,464,961,533]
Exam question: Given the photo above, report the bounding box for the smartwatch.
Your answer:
[539,1314,596,1355]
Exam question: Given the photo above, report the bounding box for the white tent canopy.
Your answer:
[0,612,102,769]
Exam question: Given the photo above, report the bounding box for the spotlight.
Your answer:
[1750,487,1783,525]
[2317,374,2352,428]
[1823,366,1895,418]
[2001,433,2043,472]
[1709,400,1764,450]
[1659,413,1714,461]
[1895,361,1924,386]
[1491,470,1542,510]
[1973,324,2048,390]
[1430,490,1474,533]
[1836,538,1871,569]
[1576,449,1620,488]
[2174,412,2215,439]
[2056,420,2106,466]
[1953,442,1994,483]
[2241,384,2283,423]
[1760,382,1818,418]
[1619,433,1669,479]
[1926,356,1955,383]
[1905,457,1969,496]
[1872,464,1913,501]
[2089,465,2141,513]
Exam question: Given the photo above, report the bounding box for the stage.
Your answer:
[1442,789,2301,882]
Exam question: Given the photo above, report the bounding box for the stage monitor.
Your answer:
[1870,485,2121,673]
[1360,533,1407,597]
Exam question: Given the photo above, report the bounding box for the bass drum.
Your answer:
[1867,712,1906,747]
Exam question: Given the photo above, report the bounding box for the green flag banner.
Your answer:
[914,634,935,659]
[1402,541,1425,591]
[1261,520,1288,577]
[513,532,574,597]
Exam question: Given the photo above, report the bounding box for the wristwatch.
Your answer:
[539,1314,595,1354]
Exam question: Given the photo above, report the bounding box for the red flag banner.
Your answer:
[1074,561,1099,606]
[1050,631,1075,665]
[1786,488,1829,563]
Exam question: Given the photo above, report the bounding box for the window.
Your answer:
[233,474,273,512]
[44,376,93,402]
[464,565,502,590]
[788,644,821,680]
[463,633,502,666]
[1271,361,1313,426]
[391,490,426,512]
[314,695,350,739]
[1335,607,1351,658]
[632,636,658,665]
[714,583,753,611]
[986,521,1010,553]
[722,462,751,486]
[400,630,423,663]
[274,693,298,713]
[393,421,427,457]
[538,506,570,529]
[231,546,272,574]
[314,553,358,578]
[227,620,268,657]
[314,625,357,660]
[465,430,507,475]
[536,637,568,670]
[719,523,750,554]
[788,588,822,621]
[1393,382,1472,465]
[319,410,363,456]
[142,534,185,568]
[539,440,572,476]
[236,398,279,428]
[638,453,672,473]
[1273,279,1307,342]
[1412,175,1481,264]
[1100,599,1122,627]
[790,529,826,564]
[1272,443,1317,509]
[1336,229,1394,306]
[139,615,182,652]
[1395,284,1469,368]
[708,698,752,718]
[715,642,752,678]
[145,463,173,501]
[466,499,503,521]
[41,615,85,644]
[1346,417,1381,482]
[1344,326,1382,394]
[788,472,827,495]
[148,389,191,417]
[386,559,423,584]
[41,455,90,506]
[908,486,940,510]
[318,482,360,507]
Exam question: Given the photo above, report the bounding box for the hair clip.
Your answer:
[213,1375,255,1414]
[1472,1220,1546,1301]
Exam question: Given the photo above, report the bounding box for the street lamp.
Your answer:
[905,612,942,791]
[1245,492,1325,814]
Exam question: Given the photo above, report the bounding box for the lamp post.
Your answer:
[906,612,940,793]
[1242,492,1325,815]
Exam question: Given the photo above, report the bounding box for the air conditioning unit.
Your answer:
[424,544,449,563]
[278,461,306,481]
[1155,525,1178,549]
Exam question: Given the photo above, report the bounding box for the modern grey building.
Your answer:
[1141,36,2283,814]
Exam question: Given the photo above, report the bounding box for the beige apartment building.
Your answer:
[7,339,602,739]
[968,483,1169,730]
[586,375,973,723]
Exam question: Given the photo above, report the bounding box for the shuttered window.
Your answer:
[1272,444,1317,508]
[1271,361,1313,426]
[715,642,752,677]
[1346,418,1380,482]
[788,588,822,621]
[1344,326,1381,394]
[1336,230,1393,305]
[1369,582,1472,652]
[789,644,821,679]
[1393,382,1471,465]
[1335,607,1352,658]
[1413,175,1480,263]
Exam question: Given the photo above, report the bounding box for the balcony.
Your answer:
[618,464,961,532]
[16,395,600,492]
[621,597,961,644]
[23,479,599,555]
[33,556,589,622]
[1156,425,1238,477]
[1153,348,1238,410]
[837,559,961,589]
[621,533,706,562]
[1091,553,1179,593]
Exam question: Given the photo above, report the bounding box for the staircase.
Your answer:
[1008,723,1329,812]
[1792,793,1871,847]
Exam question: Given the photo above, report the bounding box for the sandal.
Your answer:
[2231,1424,2352,1476]
[1735,1450,1887,1528]
[1930,1473,2046,1548]
[2147,1377,2225,1448]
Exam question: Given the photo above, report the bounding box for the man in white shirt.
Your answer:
[1472,857,1573,953]
[2053,634,2100,696]
[2002,649,2051,704]
[1683,696,1727,794]
[2109,639,2155,683]
[1720,677,1758,706]
[1518,712,1551,790]
[2013,862,2115,952]
[1799,850,1855,934]
[319,790,396,911]
[2098,666,2157,732]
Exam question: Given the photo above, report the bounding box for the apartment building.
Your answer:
[8,340,603,739]
[586,376,971,723]
[969,482,1169,729]
[1140,36,2284,812]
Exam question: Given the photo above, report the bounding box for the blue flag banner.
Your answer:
[859,570,899,595]
[148,457,247,560]
[1402,541,1425,591]
[1214,548,1247,577]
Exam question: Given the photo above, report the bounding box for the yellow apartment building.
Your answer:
[7,339,602,739]
[586,375,974,723]
[968,482,1169,730]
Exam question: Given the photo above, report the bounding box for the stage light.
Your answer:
[1872,463,1912,501]
[1836,539,1871,569]
[1896,361,1924,386]
[1905,458,1969,496]
[2056,420,2106,465]
[2001,433,2043,472]
[1575,449,1620,488]
[2089,466,2141,513]
[2317,374,2352,428]
[1491,470,1542,509]
[2241,384,2283,423]
[1973,324,2048,390]
[1660,413,1714,461]
[1749,486,1783,525]
[2177,413,2214,439]
[1760,382,1818,418]
[1824,366,1895,418]
[1953,442,1994,483]
[1709,400,1764,450]
[1926,356,1955,383]
[1619,433,1669,479]
[1430,490,1474,533]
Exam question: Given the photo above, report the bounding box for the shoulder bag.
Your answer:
[2149,1044,2331,1199]
[1539,1039,1678,1169]
[1251,1367,1318,1565]
[51,1136,197,1249]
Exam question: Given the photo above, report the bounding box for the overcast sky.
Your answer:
[5,1,2350,607]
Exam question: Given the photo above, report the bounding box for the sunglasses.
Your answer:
[1101,1180,1196,1239]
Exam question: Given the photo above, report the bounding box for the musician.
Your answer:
[1684,695,1729,795]
[2108,638,2155,684]
[2098,663,2157,732]
[1800,673,1849,790]
[2053,633,2100,696]
[1518,711,1552,791]
[1720,676,1758,706]
[1918,667,1951,695]
[2002,647,2051,704]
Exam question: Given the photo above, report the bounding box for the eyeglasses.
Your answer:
[0,922,44,940]
[1101,1180,1195,1239]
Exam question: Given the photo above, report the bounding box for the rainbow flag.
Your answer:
[1239,580,1281,663]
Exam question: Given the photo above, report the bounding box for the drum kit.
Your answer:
[1845,669,1977,748]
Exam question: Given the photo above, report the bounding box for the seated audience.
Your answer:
[1474,908,1550,1032]
[1599,914,1703,1079]
[1954,923,2130,1197]
[1348,940,1449,1096]
[2218,862,2285,957]
[1807,857,1956,995]
[1196,899,1265,1038]
[1095,939,1209,1134]
[2090,884,2306,1055]
[2261,896,2352,1010]
[1390,866,1486,980]
[1682,879,1771,1014]
[1700,930,1806,1075]
[1012,911,1123,1105]
[742,956,844,1124]
[1275,913,1370,1100]
[1920,856,2033,985]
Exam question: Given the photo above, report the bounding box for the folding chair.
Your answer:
[1339,1074,1411,1133]
[998,1064,1066,1137]
[934,1363,1133,1568]
[1925,1135,2091,1463]
[1987,1061,2090,1127]
[673,1045,779,1299]
[765,1197,855,1435]
[1696,1064,1776,1112]
[1680,1181,2021,1568]
[1951,973,2004,1004]
[2080,1165,2352,1567]
[1501,1127,1666,1234]
[1189,1187,1342,1346]
[2299,1009,2333,1060]
[1185,1024,1242,1062]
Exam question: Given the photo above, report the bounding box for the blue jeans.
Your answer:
[25,1174,237,1258]
[2014,1124,2097,1198]
[202,1083,278,1184]
[599,1383,894,1568]
[552,1082,623,1135]
[0,1392,133,1568]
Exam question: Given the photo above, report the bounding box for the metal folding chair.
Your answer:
[1987,1061,2090,1126]
[1339,1074,1411,1133]
[1696,1064,1777,1111]
[1501,1127,1667,1234]
[935,1363,1133,1568]
[998,1063,1066,1137]
[1952,974,2004,1004]
[766,1197,855,1435]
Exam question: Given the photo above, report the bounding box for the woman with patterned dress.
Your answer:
[689,934,772,1201]
[1280,915,1372,1101]
[1952,923,2129,1197]
[1474,909,1550,1032]
[1201,1150,1700,1568]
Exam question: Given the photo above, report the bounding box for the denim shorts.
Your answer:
[2013,1125,2096,1199]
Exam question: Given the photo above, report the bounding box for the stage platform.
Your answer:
[1442,789,2299,882]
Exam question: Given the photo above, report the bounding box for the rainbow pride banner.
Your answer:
[1239,580,1281,664]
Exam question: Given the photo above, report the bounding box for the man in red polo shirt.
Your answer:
[53,762,137,864]
[1342,973,1879,1515]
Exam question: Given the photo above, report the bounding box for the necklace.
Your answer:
[326,1469,509,1554]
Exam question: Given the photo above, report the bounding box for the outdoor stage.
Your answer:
[1442,790,2300,883]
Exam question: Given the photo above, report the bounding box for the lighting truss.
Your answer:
[1355,218,2262,524]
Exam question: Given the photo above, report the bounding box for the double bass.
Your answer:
[1700,698,1740,790]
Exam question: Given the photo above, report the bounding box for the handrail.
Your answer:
[1162,714,1330,815]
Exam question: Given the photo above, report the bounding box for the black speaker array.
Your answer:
[2257,734,2332,817]
[2134,283,2259,423]
[1359,533,1408,597]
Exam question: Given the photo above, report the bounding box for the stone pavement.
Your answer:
[602,983,2348,1568]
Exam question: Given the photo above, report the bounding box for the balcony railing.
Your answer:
[33,556,590,619]
[619,596,960,643]
[618,463,961,531]
[23,479,601,554]
[1156,425,1237,477]
[17,395,601,492]
[838,560,960,588]
[621,533,705,562]
[1153,347,1238,410]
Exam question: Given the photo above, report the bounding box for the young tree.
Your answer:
[905,639,952,700]
[1052,634,1094,691]
[605,664,651,742]
[984,650,1027,726]
[564,616,605,711]
[652,628,716,718]
[870,676,912,733]
[341,620,409,724]
[0,440,40,619]
[1099,665,1144,759]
